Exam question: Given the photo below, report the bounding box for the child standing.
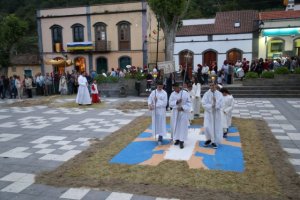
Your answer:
[91,80,100,103]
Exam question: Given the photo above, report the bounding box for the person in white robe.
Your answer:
[169,83,192,149]
[187,83,194,122]
[59,74,68,95]
[202,82,224,149]
[192,77,201,117]
[76,72,91,105]
[148,81,168,145]
[220,88,234,138]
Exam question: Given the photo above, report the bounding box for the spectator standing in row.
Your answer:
[59,73,68,95]
[24,76,33,98]
[0,76,3,99]
[44,73,53,96]
[15,76,23,99]
[201,64,209,85]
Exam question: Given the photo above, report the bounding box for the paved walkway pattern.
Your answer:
[0,97,299,200]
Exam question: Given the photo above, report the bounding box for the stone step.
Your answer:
[202,89,300,94]
[234,94,300,98]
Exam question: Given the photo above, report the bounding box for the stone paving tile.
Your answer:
[81,190,111,200]
[131,195,156,200]
[60,188,90,200]
[0,97,300,200]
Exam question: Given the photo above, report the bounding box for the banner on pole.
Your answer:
[157,61,175,74]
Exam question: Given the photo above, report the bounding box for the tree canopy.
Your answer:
[0,14,28,69]
[148,0,191,61]
[0,0,284,56]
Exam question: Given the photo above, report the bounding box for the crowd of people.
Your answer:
[0,56,298,101]
[0,70,101,104]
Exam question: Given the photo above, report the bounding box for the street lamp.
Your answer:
[156,15,160,68]
[183,51,192,84]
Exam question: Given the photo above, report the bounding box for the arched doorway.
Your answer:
[96,57,108,74]
[294,38,300,57]
[203,50,217,67]
[119,56,131,70]
[179,50,194,81]
[74,57,86,73]
[227,49,242,64]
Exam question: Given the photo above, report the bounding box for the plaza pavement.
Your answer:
[0,96,299,200]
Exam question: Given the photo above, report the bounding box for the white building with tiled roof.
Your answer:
[258,10,300,59]
[174,10,259,72]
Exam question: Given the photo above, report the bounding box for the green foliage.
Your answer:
[94,74,119,84]
[294,67,300,74]
[245,72,258,79]
[261,71,274,79]
[274,67,290,75]
[148,0,190,26]
[0,14,28,68]
[125,71,146,81]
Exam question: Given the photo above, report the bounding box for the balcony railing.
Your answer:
[65,41,111,53]
[95,40,111,52]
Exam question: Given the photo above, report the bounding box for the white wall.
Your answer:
[182,19,215,25]
[174,33,253,70]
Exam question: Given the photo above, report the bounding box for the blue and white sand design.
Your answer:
[110,125,244,172]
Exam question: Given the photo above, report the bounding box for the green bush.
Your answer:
[94,74,119,84]
[261,71,274,79]
[274,67,289,74]
[124,71,146,81]
[245,72,258,79]
[294,67,300,74]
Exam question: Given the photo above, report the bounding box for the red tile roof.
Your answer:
[260,10,300,20]
[177,10,259,36]
[176,24,214,36]
[214,10,259,34]
[10,54,40,65]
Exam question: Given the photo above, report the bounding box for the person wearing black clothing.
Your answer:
[3,76,9,99]
[0,76,4,99]
[196,64,204,85]
[165,73,174,110]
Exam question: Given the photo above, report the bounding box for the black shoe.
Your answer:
[180,141,184,149]
[211,143,218,149]
[174,140,180,145]
[157,135,163,145]
[158,135,163,142]
[204,140,211,147]
[223,132,228,138]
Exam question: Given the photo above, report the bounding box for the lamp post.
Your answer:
[156,15,160,68]
[62,51,68,74]
[183,51,192,84]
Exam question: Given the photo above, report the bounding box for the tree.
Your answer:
[0,14,28,73]
[148,0,191,62]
